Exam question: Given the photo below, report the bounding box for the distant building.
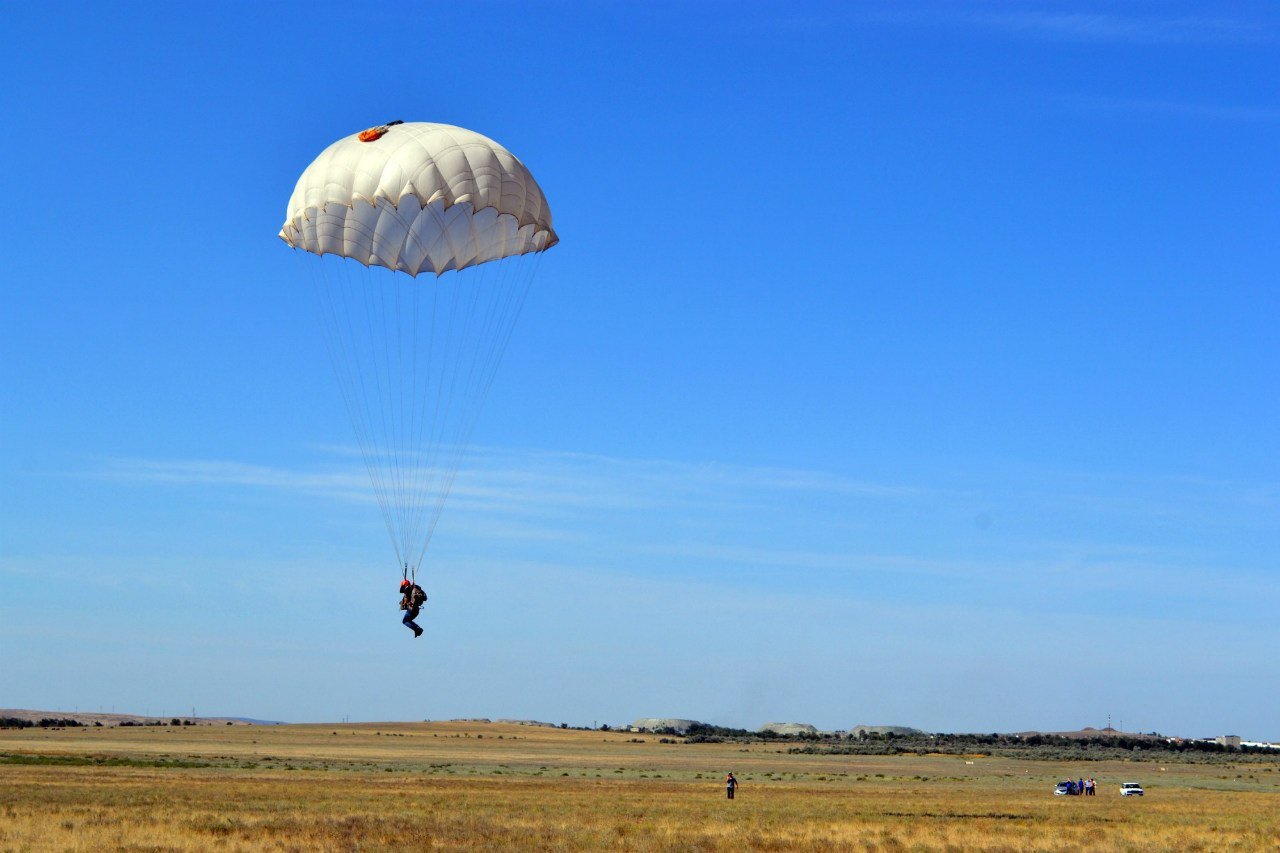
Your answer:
[1215,735,1242,748]
[1241,740,1280,751]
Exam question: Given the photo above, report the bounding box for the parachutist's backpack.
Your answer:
[410,585,427,609]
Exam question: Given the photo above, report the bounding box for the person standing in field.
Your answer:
[726,772,738,799]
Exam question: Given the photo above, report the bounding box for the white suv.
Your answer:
[1120,782,1144,796]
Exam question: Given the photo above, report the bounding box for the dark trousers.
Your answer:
[403,608,421,633]
[727,786,735,799]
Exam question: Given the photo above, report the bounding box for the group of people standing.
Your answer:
[1065,777,1098,795]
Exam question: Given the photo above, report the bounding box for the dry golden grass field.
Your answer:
[2,721,1278,851]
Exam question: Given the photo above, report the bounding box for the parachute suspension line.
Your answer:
[422,259,511,540]
[283,122,557,581]
[403,273,437,577]
[307,252,402,566]
[386,259,421,567]
[404,266,456,564]
[389,263,417,569]
[378,202,461,574]
[409,263,465,558]
[307,237,545,578]
[412,257,493,565]
[405,267,456,563]
[397,198,465,572]
[365,256,415,564]
[404,266,423,576]
[412,250,543,570]
[366,258,403,558]
[338,257,403,566]
[388,267,403,553]
[391,262,412,559]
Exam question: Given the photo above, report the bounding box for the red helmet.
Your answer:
[400,579,411,591]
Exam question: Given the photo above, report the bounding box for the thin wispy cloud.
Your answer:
[984,463,1280,530]
[88,458,374,503]
[72,447,1277,605]
[1052,92,1280,122]
[84,448,922,516]
[462,446,922,497]
[640,536,1277,590]
[82,447,1276,529]
[640,540,982,577]
[961,10,1270,45]
[850,5,1277,46]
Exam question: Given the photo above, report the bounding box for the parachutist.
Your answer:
[281,123,555,615]
[399,578,427,637]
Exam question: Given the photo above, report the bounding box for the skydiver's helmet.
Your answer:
[400,579,411,592]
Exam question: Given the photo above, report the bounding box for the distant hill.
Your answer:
[761,722,820,736]
[850,725,924,737]
[632,718,704,734]
[1011,727,1163,741]
[0,709,282,727]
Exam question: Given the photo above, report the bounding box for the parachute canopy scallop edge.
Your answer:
[279,122,557,276]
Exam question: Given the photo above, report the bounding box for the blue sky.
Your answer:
[2,1,1277,738]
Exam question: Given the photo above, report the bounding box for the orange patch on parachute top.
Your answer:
[358,127,387,142]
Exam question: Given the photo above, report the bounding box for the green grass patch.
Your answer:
[0,752,213,769]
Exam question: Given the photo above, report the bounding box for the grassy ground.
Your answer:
[2,721,1278,850]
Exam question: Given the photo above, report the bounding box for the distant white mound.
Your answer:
[632,718,703,734]
[850,724,924,736]
[761,722,819,735]
[496,719,557,727]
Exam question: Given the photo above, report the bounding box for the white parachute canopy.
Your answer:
[280,122,557,273]
[281,121,557,575]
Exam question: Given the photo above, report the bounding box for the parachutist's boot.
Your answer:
[413,627,424,638]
